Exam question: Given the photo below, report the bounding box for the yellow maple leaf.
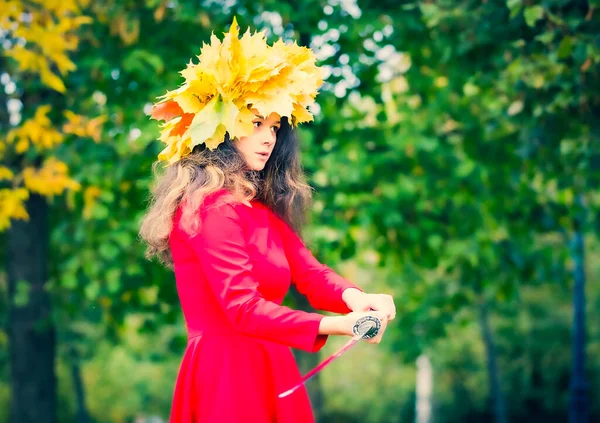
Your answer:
[7,105,64,153]
[3,0,91,95]
[151,16,323,163]
[63,111,87,136]
[40,65,67,93]
[23,157,80,197]
[158,136,193,165]
[233,106,257,139]
[0,188,30,231]
[173,88,205,114]
[157,137,179,162]
[185,96,221,149]
[0,166,14,181]
[205,124,227,150]
[63,111,107,142]
[87,115,108,142]
[292,103,314,124]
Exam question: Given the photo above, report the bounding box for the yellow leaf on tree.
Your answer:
[87,115,108,142]
[40,66,67,93]
[16,139,30,154]
[0,188,30,232]
[63,111,107,142]
[2,0,91,95]
[23,157,80,197]
[83,186,102,219]
[0,166,14,181]
[7,105,64,153]
[52,53,77,76]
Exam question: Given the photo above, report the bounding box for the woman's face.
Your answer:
[235,111,281,171]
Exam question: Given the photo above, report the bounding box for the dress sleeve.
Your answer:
[185,202,327,352]
[275,216,362,314]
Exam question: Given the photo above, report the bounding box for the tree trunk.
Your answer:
[71,358,90,423]
[7,193,56,423]
[569,195,588,423]
[415,354,433,423]
[478,299,507,423]
[289,286,325,422]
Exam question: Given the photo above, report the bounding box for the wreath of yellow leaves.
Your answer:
[149,17,324,164]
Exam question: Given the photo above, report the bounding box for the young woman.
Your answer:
[140,18,395,423]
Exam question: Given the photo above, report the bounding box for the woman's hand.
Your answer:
[342,288,396,321]
[345,311,388,344]
[318,311,388,344]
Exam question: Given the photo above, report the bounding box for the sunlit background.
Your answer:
[1,1,599,422]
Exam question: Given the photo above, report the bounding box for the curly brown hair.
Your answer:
[139,117,313,267]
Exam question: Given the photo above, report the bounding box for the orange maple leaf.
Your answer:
[150,100,183,121]
[169,113,194,137]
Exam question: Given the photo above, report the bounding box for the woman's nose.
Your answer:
[262,130,276,145]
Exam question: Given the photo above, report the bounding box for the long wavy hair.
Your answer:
[139,117,313,267]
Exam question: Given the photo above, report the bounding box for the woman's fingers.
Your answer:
[370,294,396,321]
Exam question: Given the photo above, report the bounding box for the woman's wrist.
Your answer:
[318,315,352,336]
[342,287,364,310]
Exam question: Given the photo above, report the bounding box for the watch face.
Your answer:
[352,316,381,339]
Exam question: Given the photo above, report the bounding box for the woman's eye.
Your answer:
[271,126,280,133]
[253,121,262,128]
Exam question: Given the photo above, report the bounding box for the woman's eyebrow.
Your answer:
[253,115,280,126]
[253,114,280,124]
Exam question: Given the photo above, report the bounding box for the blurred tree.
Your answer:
[1,2,93,423]
[1,1,598,423]
[293,1,599,422]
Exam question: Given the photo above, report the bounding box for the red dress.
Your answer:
[168,189,359,423]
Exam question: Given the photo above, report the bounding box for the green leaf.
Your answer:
[507,0,522,19]
[546,10,565,26]
[557,36,574,59]
[126,262,143,276]
[427,234,443,250]
[99,243,119,260]
[85,281,100,301]
[106,269,121,293]
[535,31,555,45]
[123,49,165,75]
[62,273,78,289]
[13,280,30,307]
[524,6,544,27]
[92,204,110,220]
[100,191,115,203]
[456,160,476,178]
[114,232,132,248]
[558,188,574,206]
[420,4,442,27]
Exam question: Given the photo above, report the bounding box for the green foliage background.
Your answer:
[1,0,599,422]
